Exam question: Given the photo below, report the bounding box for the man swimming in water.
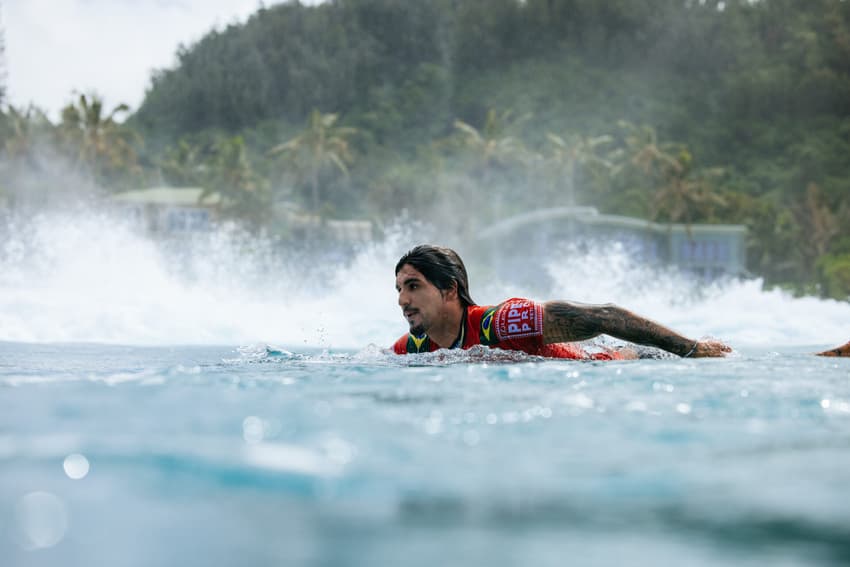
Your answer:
[392,244,732,359]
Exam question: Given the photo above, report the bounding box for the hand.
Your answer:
[690,340,732,358]
[817,341,850,357]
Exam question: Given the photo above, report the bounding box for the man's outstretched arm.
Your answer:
[542,301,730,358]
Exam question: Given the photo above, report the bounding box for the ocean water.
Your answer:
[2,212,850,566]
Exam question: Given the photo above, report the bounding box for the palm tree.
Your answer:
[650,148,726,226]
[612,121,725,226]
[1,106,50,164]
[0,105,70,207]
[793,182,839,272]
[449,108,531,218]
[268,109,357,215]
[544,132,614,206]
[451,108,530,175]
[202,136,270,226]
[57,93,140,187]
[611,121,678,180]
[159,139,208,187]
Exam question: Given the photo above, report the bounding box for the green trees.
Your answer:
[268,110,357,215]
[57,93,141,188]
[446,108,533,219]
[451,109,529,176]
[1,106,50,164]
[609,122,726,225]
[543,132,613,207]
[0,105,68,207]
[202,136,270,226]
[2,0,850,297]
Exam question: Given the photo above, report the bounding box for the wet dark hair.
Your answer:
[395,245,476,307]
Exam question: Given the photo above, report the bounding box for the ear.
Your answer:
[442,282,459,301]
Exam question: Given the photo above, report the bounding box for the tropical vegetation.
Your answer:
[0,0,849,298]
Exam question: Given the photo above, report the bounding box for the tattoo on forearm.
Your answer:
[543,301,694,356]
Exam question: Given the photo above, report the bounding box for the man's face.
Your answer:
[395,264,448,336]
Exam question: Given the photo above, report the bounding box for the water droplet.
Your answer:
[63,454,90,480]
[242,416,264,444]
[16,492,68,550]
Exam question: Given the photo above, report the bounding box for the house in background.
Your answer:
[109,186,373,242]
[110,187,220,233]
[481,207,747,284]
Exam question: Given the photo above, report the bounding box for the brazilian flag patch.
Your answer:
[406,333,431,353]
[479,307,499,346]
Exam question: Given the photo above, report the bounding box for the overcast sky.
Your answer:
[2,0,304,119]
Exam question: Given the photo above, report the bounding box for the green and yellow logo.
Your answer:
[407,333,431,353]
[480,308,498,346]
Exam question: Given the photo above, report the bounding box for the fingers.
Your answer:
[692,340,731,358]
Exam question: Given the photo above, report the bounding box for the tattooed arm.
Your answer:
[542,301,730,358]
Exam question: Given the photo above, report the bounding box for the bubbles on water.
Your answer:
[15,491,68,550]
[242,416,264,444]
[63,453,90,479]
[821,399,850,414]
[321,436,357,465]
[423,410,443,435]
[564,393,595,410]
[243,443,339,477]
[241,416,284,445]
[676,403,692,415]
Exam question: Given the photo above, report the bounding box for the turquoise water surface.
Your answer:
[3,215,850,566]
[2,342,849,566]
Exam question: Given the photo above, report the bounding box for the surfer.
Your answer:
[392,244,731,359]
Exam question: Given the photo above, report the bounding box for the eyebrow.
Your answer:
[396,276,423,290]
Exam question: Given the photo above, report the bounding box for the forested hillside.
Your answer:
[2,0,850,297]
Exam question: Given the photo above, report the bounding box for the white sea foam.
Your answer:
[543,242,850,347]
[0,211,846,349]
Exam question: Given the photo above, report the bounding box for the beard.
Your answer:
[409,322,426,336]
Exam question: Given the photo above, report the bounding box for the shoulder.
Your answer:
[465,304,498,346]
[468,298,545,348]
[392,335,408,354]
[492,298,545,342]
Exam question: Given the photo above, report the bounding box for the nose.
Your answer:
[398,288,409,307]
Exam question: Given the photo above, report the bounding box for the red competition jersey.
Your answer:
[392,297,622,360]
